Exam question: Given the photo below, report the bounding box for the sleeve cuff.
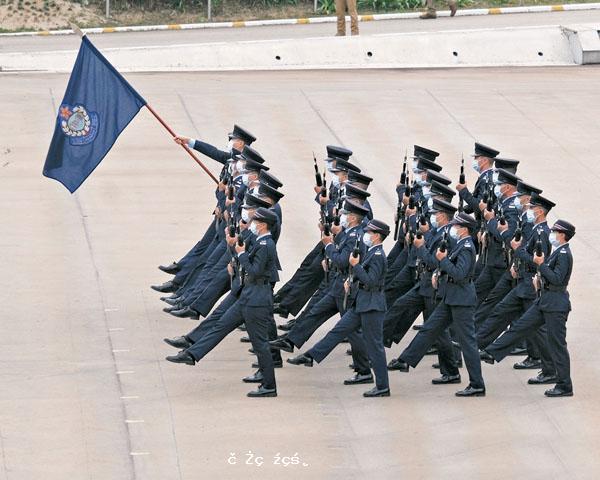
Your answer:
[187,139,196,149]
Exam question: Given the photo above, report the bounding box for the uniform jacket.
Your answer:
[437,236,477,307]
[512,221,550,299]
[416,224,452,298]
[324,225,364,299]
[459,168,493,216]
[352,243,387,313]
[237,233,279,307]
[537,242,573,312]
[485,194,520,268]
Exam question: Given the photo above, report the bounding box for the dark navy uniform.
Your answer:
[400,231,485,391]
[486,237,574,393]
[308,242,389,391]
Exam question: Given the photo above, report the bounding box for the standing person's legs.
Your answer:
[335,0,347,36]
[360,311,389,390]
[347,0,359,35]
[449,306,485,389]
[544,311,572,392]
[244,305,276,390]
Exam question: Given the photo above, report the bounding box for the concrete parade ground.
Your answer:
[1,11,600,480]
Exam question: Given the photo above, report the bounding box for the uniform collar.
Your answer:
[256,233,271,241]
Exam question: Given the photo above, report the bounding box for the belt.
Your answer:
[245,278,269,286]
[543,285,567,292]
[447,277,473,284]
[358,284,383,293]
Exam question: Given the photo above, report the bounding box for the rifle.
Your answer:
[319,169,328,227]
[343,236,361,311]
[432,230,449,299]
[394,151,408,241]
[313,152,323,188]
[510,215,523,287]
[458,154,465,212]
[534,234,544,298]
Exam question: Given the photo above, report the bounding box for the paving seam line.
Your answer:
[1,2,599,37]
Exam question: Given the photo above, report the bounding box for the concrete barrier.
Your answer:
[1,23,598,72]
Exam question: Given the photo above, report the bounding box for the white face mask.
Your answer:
[340,213,349,228]
[422,185,432,197]
[549,232,560,247]
[363,232,373,247]
[241,209,250,222]
[226,139,235,152]
[235,160,244,173]
[526,209,536,223]
[472,158,481,173]
[430,214,439,229]
[513,196,522,210]
[449,226,460,240]
[242,173,251,186]
[249,221,259,235]
[331,175,341,186]
[494,185,503,199]
[326,161,334,172]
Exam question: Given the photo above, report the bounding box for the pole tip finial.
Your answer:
[70,23,85,38]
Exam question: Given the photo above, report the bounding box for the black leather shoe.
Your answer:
[252,360,283,369]
[163,336,192,349]
[432,374,461,385]
[151,280,177,293]
[425,346,438,355]
[528,372,558,385]
[160,294,178,302]
[479,350,495,364]
[513,356,542,370]
[277,319,295,331]
[340,337,349,344]
[346,348,352,356]
[248,347,256,354]
[413,324,424,331]
[344,373,374,385]
[269,337,294,353]
[387,358,409,372]
[240,336,251,343]
[363,387,390,397]
[509,346,527,356]
[238,324,247,332]
[165,350,195,365]
[169,306,200,320]
[455,385,486,397]
[163,304,181,313]
[247,386,277,397]
[544,387,573,397]
[242,370,264,383]
[163,296,181,306]
[286,354,313,367]
[158,262,181,274]
[432,362,440,369]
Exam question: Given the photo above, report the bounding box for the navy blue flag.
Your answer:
[43,36,146,193]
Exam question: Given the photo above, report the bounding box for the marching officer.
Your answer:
[166,208,281,398]
[481,220,575,397]
[287,219,391,397]
[393,212,486,397]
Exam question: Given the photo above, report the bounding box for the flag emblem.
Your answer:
[59,103,98,145]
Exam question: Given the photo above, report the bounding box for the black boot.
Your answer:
[169,306,200,320]
[165,350,195,365]
[151,280,177,293]
[158,262,181,274]
[286,353,313,367]
[163,336,192,349]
